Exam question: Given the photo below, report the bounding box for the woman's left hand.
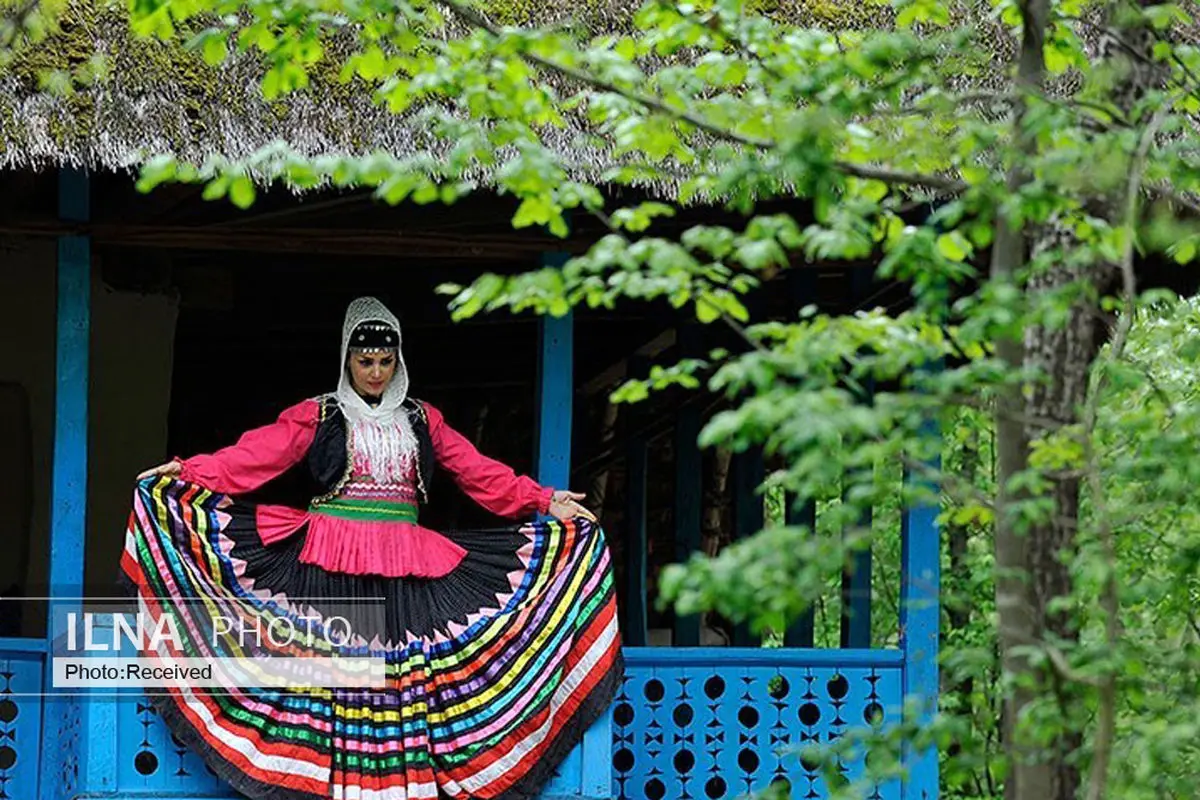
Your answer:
[548,490,597,522]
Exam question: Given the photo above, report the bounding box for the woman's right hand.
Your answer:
[138,459,182,481]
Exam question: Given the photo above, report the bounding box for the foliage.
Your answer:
[109,0,1200,795]
[0,0,71,69]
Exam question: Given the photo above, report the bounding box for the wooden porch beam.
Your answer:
[0,221,590,260]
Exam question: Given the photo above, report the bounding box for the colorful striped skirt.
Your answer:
[118,477,623,800]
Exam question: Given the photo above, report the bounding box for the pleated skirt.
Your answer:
[117,477,623,800]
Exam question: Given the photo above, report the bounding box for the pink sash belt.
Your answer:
[253,504,467,578]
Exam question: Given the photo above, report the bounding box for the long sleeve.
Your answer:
[178,399,320,495]
[424,402,554,519]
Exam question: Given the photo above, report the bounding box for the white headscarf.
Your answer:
[335,297,419,484]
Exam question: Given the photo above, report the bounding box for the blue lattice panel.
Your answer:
[50,693,82,800]
[73,611,229,796]
[0,649,45,800]
[115,691,234,795]
[613,650,902,800]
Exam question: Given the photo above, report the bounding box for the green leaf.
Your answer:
[936,232,970,262]
[228,176,256,209]
[262,68,282,100]
[1172,239,1197,264]
[202,34,228,66]
[857,179,889,203]
[513,196,553,228]
[610,379,649,404]
[1044,44,1072,74]
[136,155,178,193]
[256,27,278,52]
[357,46,388,80]
[201,176,230,201]
[548,214,570,238]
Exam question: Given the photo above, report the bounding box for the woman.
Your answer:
[119,296,623,800]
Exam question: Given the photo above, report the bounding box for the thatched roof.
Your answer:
[0,0,897,183]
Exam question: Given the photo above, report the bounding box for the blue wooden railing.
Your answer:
[0,636,920,800]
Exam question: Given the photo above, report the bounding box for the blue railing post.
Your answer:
[40,166,90,800]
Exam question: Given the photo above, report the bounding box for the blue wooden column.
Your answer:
[785,269,818,648]
[841,266,875,649]
[49,168,89,600]
[622,355,649,647]
[900,397,941,799]
[672,324,703,647]
[783,494,816,647]
[840,374,875,650]
[730,446,763,647]
[40,167,90,800]
[533,252,611,800]
[534,253,574,492]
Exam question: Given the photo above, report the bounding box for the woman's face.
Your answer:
[348,350,397,400]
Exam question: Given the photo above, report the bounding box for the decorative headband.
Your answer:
[349,321,399,353]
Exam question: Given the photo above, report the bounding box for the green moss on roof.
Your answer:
[482,0,602,26]
[0,0,903,174]
[476,0,888,30]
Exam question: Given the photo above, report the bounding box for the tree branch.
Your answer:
[1171,53,1200,101]
[1125,354,1177,421]
[1149,183,1200,219]
[1001,628,1103,687]
[832,161,967,193]
[686,6,787,85]
[437,0,967,194]
[0,0,47,52]
[438,0,775,148]
[1079,97,1175,800]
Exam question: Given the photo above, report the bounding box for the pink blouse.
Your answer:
[176,399,554,578]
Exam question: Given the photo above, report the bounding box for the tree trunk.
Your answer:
[701,447,733,644]
[588,400,620,513]
[995,1,1163,797]
[1019,251,1114,799]
[990,0,1053,795]
[702,447,733,558]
